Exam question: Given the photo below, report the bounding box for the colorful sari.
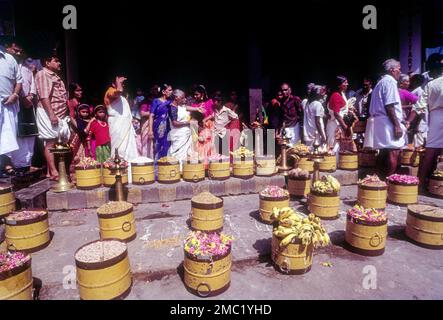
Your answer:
[151,98,172,161]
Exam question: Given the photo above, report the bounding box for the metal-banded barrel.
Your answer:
[288,177,311,198]
[131,162,155,185]
[0,256,33,300]
[358,150,377,168]
[255,156,276,176]
[208,160,231,181]
[406,205,443,249]
[75,165,102,190]
[259,194,290,224]
[345,215,387,256]
[102,168,128,187]
[357,184,388,210]
[308,190,340,220]
[5,211,51,253]
[97,204,136,242]
[400,149,420,167]
[295,156,314,173]
[183,248,231,297]
[428,175,443,199]
[75,240,132,300]
[233,157,254,179]
[387,182,418,206]
[191,197,224,232]
[157,160,181,184]
[271,235,313,275]
[319,154,337,173]
[183,162,205,183]
[0,184,16,219]
[338,152,358,171]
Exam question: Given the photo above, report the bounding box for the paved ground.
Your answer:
[1,185,443,300]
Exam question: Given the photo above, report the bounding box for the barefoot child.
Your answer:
[85,105,111,163]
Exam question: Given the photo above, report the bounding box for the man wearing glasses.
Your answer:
[280,83,303,147]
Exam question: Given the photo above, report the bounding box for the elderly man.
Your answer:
[280,83,303,146]
[0,43,23,178]
[364,59,406,179]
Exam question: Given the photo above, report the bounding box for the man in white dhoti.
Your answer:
[0,44,23,178]
[364,59,406,178]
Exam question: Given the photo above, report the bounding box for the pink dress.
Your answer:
[192,99,215,167]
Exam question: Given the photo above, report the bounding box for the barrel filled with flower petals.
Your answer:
[0,251,33,300]
[406,205,443,249]
[387,174,419,205]
[357,175,388,210]
[75,158,102,190]
[345,205,388,256]
[191,192,224,232]
[0,184,16,219]
[183,232,233,297]
[259,186,290,224]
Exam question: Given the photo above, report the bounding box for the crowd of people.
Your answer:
[1,38,442,189]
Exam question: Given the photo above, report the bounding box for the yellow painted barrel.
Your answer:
[338,152,358,171]
[308,191,340,220]
[75,165,102,190]
[183,248,231,297]
[208,160,231,181]
[387,182,418,205]
[271,235,313,275]
[406,205,443,249]
[191,196,224,232]
[157,160,181,184]
[295,156,314,173]
[5,210,51,253]
[319,154,337,173]
[75,240,132,300]
[259,195,290,224]
[102,168,128,187]
[183,162,205,183]
[131,162,155,185]
[0,184,16,219]
[97,203,136,242]
[400,149,420,167]
[288,177,311,198]
[0,256,33,300]
[233,157,254,179]
[358,150,377,168]
[428,175,443,199]
[357,184,388,210]
[255,156,276,176]
[345,215,387,256]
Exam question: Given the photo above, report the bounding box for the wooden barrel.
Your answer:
[0,184,16,219]
[75,165,102,190]
[308,191,340,220]
[0,255,33,300]
[271,234,313,275]
[97,203,136,242]
[191,196,224,232]
[428,175,443,199]
[319,154,337,173]
[295,156,314,173]
[5,210,51,253]
[345,215,387,256]
[387,182,418,206]
[255,156,276,176]
[338,152,358,171]
[358,150,377,168]
[288,177,311,198]
[184,248,231,297]
[131,162,155,185]
[406,205,443,249]
[183,162,205,183]
[102,168,128,187]
[208,160,231,181]
[157,160,181,184]
[75,240,132,300]
[233,157,254,179]
[353,120,367,134]
[357,184,388,210]
[400,149,420,167]
[259,194,290,224]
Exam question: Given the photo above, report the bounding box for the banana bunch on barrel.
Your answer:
[312,175,341,194]
[276,143,310,167]
[271,207,330,248]
[231,147,254,158]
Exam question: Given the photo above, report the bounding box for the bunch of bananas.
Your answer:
[271,207,330,248]
[231,147,254,158]
[312,175,340,194]
[292,143,310,155]
[433,169,443,178]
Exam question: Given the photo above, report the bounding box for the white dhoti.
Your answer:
[11,137,35,168]
[368,115,406,149]
[0,99,19,156]
[284,124,301,147]
[35,106,70,141]
[426,108,443,148]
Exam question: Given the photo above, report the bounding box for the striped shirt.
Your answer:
[35,67,68,118]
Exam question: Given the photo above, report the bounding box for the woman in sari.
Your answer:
[148,84,173,161]
[138,85,157,158]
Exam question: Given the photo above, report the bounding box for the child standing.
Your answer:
[85,105,111,163]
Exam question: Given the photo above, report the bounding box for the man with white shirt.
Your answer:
[0,43,23,178]
[364,59,406,178]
